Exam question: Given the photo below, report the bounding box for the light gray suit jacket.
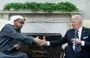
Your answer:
[0,24,34,58]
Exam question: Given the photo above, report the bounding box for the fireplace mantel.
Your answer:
[0,10,81,14]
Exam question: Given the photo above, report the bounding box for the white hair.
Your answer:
[8,15,24,25]
[71,15,83,21]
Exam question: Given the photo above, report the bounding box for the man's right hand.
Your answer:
[33,36,47,46]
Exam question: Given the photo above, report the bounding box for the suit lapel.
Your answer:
[70,29,75,39]
[81,27,86,40]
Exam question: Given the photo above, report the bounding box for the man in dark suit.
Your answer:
[41,15,90,58]
[0,15,44,58]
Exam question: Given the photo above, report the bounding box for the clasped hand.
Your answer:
[71,38,82,44]
[34,36,47,46]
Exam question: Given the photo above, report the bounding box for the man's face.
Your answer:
[14,19,25,30]
[70,18,81,30]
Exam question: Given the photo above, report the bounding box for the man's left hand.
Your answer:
[71,38,82,44]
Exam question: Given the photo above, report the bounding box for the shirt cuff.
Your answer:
[81,41,85,46]
[46,41,50,46]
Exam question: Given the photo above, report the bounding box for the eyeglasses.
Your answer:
[15,19,25,24]
[19,21,24,24]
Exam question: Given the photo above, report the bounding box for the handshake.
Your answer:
[33,36,47,46]
[8,36,47,53]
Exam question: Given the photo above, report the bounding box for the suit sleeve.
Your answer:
[50,32,68,46]
[1,24,34,44]
[84,30,90,48]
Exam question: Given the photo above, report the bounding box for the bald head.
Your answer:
[70,15,83,29]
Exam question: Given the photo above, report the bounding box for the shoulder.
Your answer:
[2,24,14,32]
[3,24,13,29]
[64,29,74,35]
[4,24,12,27]
[82,27,90,34]
[66,29,74,32]
[83,27,90,31]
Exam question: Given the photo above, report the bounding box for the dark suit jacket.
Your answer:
[50,27,90,58]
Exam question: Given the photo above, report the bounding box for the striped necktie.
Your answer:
[74,30,81,53]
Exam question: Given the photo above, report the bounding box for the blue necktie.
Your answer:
[74,30,81,53]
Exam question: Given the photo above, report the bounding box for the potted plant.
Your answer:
[3,2,79,12]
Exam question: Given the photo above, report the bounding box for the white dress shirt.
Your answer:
[73,27,85,50]
[75,27,85,46]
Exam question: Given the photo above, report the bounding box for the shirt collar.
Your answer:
[78,26,82,32]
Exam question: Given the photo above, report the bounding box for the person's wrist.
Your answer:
[81,41,85,46]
